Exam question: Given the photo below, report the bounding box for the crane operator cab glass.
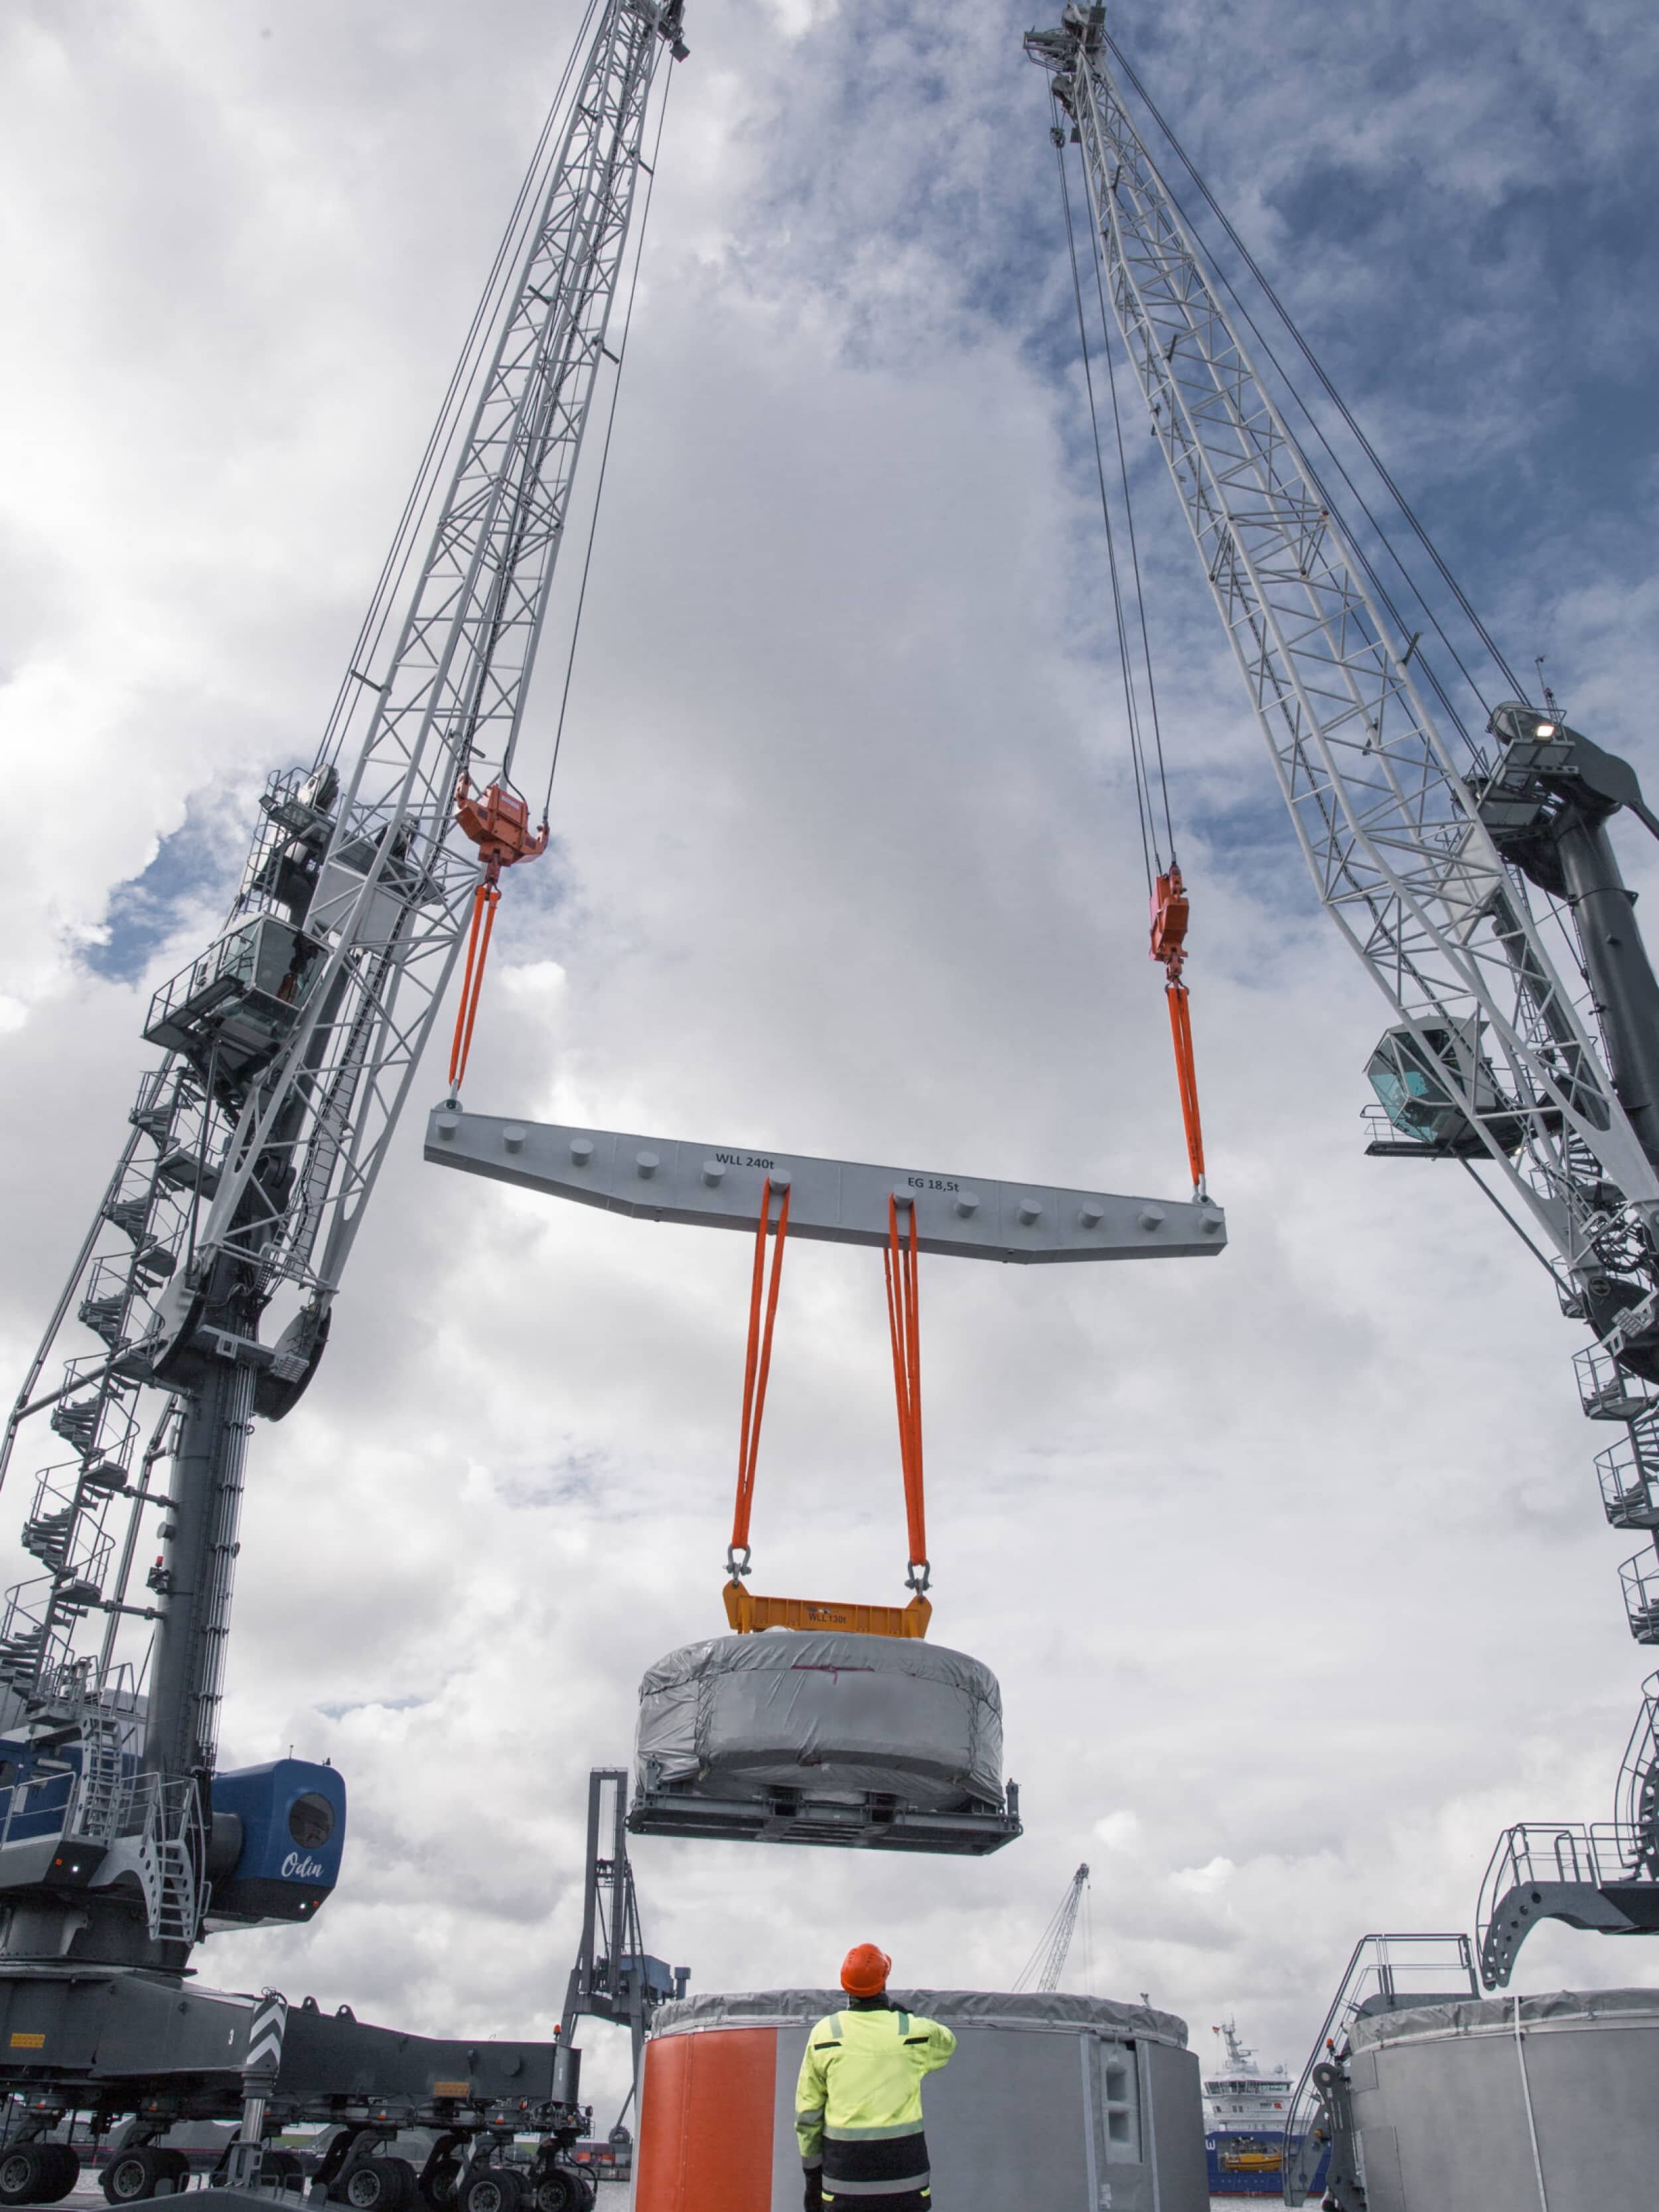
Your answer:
[1365,1021,1530,1157]
[204,1757,346,1929]
[144,915,328,1084]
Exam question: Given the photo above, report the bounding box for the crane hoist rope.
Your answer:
[447,64,674,1100]
[1056,93,1208,1201]
[722,1179,933,1641]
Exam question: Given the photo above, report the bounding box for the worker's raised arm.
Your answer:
[902,2014,957,2073]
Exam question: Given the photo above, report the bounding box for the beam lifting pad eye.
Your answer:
[628,1632,1022,1856]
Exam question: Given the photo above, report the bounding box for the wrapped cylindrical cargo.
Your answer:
[633,1987,1208,2212]
[1344,1988,1659,2212]
[634,1633,1004,1809]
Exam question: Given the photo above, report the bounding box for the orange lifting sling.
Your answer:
[723,1179,933,1639]
[1150,864,1207,1199]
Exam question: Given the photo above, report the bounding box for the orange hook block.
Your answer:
[1149,865,1190,981]
[455,771,549,885]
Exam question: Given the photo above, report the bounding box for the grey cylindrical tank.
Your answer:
[635,1633,1005,1808]
[634,1988,1208,2212]
[1345,1987,1659,2211]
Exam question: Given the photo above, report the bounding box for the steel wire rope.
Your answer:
[1103,33,1527,725]
[313,0,605,774]
[1056,118,1163,893]
[1076,143,1177,866]
[541,58,676,820]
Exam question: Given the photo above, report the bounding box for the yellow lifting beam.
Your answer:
[723,1584,932,1639]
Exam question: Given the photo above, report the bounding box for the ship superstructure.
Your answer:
[1202,2023,1321,2200]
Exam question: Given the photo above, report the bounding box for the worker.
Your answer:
[796,1943,957,2211]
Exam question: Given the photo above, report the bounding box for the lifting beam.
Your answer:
[425,1108,1227,1262]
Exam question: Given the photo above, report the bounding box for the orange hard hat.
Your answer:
[841,1944,892,1996]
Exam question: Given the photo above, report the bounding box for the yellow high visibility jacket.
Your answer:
[794,2004,957,2166]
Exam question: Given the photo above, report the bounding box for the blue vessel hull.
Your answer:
[1204,2129,1331,2197]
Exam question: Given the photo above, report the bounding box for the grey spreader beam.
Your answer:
[425,1106,1226,1263]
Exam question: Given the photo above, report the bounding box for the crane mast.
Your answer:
[0,0,684,1978]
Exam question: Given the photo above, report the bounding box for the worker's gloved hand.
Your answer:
[802,2169,824,2211]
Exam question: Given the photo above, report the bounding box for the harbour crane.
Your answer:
[1015,1863,1090,1995]
[1024,2,1659,1990]
[0,2,685,2201]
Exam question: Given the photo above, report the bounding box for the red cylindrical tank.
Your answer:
[634,2022,778,2212]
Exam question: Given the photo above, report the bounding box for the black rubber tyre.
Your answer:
[35,2146,81,2202]
[421,2157,463,2211]
[102,2146,168,2204]
[532,2173,581,2212]
[571,2175,597,2211]
[0,2144,74,2207]
[342,2158,419,2212]
[262,2149,305,2193]
[461,2168,526,2212]
[153,2149,192,2196]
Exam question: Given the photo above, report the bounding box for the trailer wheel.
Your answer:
[1,2144,77,2206]
[421,2156,463,2211]
[36,2146,81,2201]
[102,2148,169,2203]
[153,2149,192,2195]
[461,2168,525,2212]
[343,2157,418,2212]
[532,2174,579,2212]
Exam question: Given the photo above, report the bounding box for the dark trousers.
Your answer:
[820,2131,932,2211]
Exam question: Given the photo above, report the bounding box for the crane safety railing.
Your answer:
[1619,1554,1659,1646]
[1574,1339,1657,1424]
[1279,1932,1477,2205]
[1476,1822,1655,1954]
[1597,1420,1659,1530]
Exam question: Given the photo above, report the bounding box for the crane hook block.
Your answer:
[455,773,549,885]
[1149,865,1189,982]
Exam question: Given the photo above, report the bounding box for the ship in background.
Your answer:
[1203,2022,1329,2199]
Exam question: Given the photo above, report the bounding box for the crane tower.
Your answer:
[1026,3,1659,1976]
[0,2,685,2190]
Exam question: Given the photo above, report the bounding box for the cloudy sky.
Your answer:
[5,0,1659,2122]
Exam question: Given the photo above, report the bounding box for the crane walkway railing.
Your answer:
[1279,1933,1477,2205]
[1476,1820,1659,1986]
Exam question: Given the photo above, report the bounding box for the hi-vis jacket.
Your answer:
[794,2004,957,2170]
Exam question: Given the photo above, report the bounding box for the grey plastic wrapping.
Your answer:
[649,1986,1189,2051]
[635,1633,1005,1808]
[1349,1985,1659,2050]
